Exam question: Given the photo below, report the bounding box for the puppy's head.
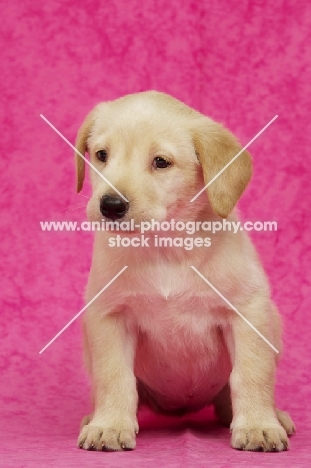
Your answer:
[75,92,252,226]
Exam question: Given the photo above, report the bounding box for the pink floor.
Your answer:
[1,1,310,467]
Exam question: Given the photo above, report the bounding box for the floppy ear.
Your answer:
[74,109,97,193]
[193,119,252,218]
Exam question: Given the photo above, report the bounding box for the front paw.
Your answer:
[231,423,289,452]
[78,419,139,451]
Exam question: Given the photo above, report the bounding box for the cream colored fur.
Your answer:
[75,91,294,452]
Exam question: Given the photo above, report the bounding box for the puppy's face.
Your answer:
[75,92,252,226]
[82,99,206,226]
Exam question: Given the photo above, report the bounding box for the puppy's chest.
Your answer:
[128,262,223,302]
[123,268,229,336]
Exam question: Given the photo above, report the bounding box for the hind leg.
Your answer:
[80,414,92,430]
[270,305,295,436]
[213,386,295,437]
[276,409,296,436]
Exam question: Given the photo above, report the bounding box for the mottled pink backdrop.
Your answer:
[1,1,310,467]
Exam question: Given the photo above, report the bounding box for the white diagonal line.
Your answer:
[40,114,129,202]
[39,266,128,354]
[190,115,278,202]
[191,266,279,353]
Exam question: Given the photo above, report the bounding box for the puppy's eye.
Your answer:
[96,150,107,162]
[153,157,171,169]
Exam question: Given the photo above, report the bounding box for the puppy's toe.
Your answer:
[78,425,103,450]
[100,427,136,451]
[231,424,289,452]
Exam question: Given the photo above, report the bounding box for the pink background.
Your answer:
[1,1,310,466]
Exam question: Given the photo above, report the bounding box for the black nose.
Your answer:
[100,195,129,220]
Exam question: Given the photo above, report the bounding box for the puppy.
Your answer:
[75,91,295,452]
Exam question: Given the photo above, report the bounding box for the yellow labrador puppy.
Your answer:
[75,91,294,452]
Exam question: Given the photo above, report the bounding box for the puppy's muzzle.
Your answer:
[100,195,129,220]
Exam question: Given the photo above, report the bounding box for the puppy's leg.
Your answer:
[78,310,138,451]
[230,297,289,452]
[212,383,295,435]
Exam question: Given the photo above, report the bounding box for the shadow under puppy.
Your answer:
[75,91,295,452]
